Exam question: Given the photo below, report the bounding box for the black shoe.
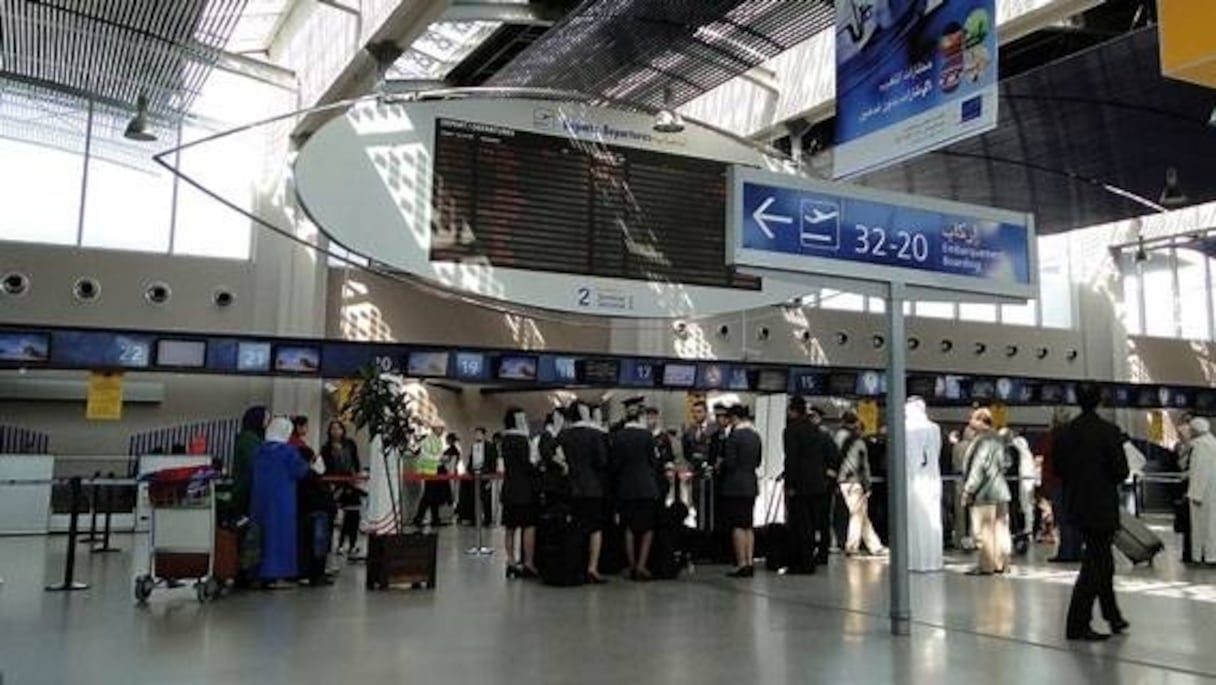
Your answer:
[1067,628,1111,642]
[1109,619,1130,635]
[587,571,608,584]
[726,567,750,578]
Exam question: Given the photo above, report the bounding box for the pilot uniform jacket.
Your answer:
[559,425,609,499]
[720,425,762,498]
[499,432,537,506]
[1051,411,1129,532]
[783,417,837,496]
[611,424,661,501]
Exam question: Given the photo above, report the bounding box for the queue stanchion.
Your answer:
[465,472,493,556]
[46,476,90,592]
[79,470,102,544]
[91,472,121,554]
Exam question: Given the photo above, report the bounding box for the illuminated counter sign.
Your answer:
[729,167,1036,300]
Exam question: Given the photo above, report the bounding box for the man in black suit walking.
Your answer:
[1053,382,1130,641]
[782,397,838,573]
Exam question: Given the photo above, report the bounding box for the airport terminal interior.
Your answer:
[4,0,1216,683]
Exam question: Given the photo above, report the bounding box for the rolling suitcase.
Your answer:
[1114,509,1163,565]
[537,507,586,587]
[651,502,690,580]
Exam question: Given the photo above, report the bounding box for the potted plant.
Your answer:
[341,363,437,589]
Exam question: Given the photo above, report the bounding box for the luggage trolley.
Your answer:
[134,465,222,603]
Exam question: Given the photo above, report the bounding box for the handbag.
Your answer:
[1174,497,1191,534]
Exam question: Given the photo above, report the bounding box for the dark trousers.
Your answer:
[786,494,816,572]
[480,480,493,526]
[1052,489,1083,560]
[1066,528,1123,635]
[810,492,832,563]
[413,501,442,526]
[339,509,360,550]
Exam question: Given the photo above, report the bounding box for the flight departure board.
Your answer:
[431,118,758,290]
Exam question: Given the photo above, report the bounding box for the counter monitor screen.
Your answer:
[970,379,996,401]
[756,370,788,393]
[827,372,857,397]
[700,364,726,389]
[408,351,450,378]
[582,359,621,385]
[275,345,321,374]
[453,352,485,380]
[662,364,697,387]
[237,342,271,372]
[155,339,206,368]
[497,355,539,381]
[553,357,578,383]
[0,331,50,363]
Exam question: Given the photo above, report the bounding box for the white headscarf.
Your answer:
[1192,417,1211,436]
[265,416,293,443]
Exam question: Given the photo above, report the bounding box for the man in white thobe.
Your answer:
[905,397,943,572]
[1187,417,1216,565]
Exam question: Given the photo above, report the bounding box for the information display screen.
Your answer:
[790,370,823,395]
[0,331,50,363]
[274,346,321,374]
[827,372,857,397]
[552,357,578,383]
[661,364,697,388]
[756,370,789,393]
[497,355,539,381]
[855,370,885,397]
[431,118,757,291]
[699,364,727,389]
[408,351,451,378]
[970,379,996,401]
[155,339,206,368]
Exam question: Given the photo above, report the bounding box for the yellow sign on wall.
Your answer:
[990,403,1008,429]
[1148,410,1165,445]
[857,400,880,436]
[86,372,124,421]
[1159,0,1216,88]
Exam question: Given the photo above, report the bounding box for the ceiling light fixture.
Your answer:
[1134,235,1149,264]
[1159,166,1188,208]
[653,87,685,134]
[124,93,157,142]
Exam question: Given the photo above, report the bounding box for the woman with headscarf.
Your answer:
[1187,417,1216,565]
[251,416,310,588]
[231,406,267,517]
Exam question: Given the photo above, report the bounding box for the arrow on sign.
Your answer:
[752,196,793,239]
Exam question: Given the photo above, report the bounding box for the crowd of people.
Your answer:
[220,386,1216,603]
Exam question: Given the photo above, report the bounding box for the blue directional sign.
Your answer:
[730,167,1036,299]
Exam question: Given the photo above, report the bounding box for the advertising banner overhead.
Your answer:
[729,167,1036,300]
[834,0,999,178]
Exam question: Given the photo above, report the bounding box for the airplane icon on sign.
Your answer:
[799,199,840,251]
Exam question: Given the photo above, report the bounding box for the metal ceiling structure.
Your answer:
[856,27,1216,235]
[487,0,834,109]
[0,0,249,121]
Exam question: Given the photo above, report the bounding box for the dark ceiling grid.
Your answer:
[487,0,833,110]
[857,28,1216,234]
[0,0,248,123]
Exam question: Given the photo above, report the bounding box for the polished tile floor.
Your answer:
[2,523,1215,685]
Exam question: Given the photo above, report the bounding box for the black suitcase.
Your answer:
[597,521,628,577]
[537,509,586,587]
[365,533,438,590]
[650,502,690,580]
[1114,509,1164,565]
